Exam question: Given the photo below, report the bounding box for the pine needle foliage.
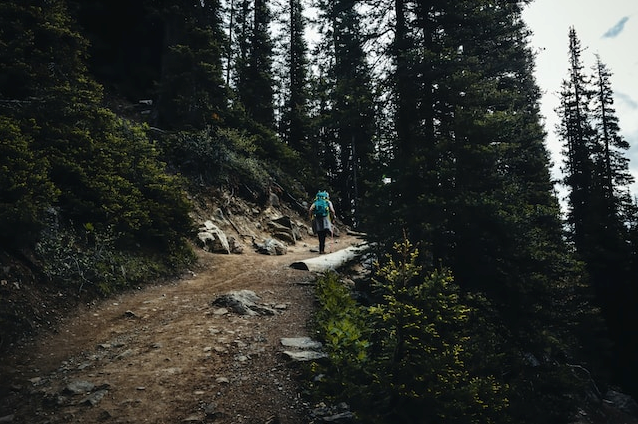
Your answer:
[311,239,510,424]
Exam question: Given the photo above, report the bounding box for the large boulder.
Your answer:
[253,238,287,255]
[197,221,230,254]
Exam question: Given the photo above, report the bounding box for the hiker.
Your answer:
[309,190,335,254]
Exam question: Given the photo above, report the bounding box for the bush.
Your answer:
[310,239,511,424]
[0,116,58,245]
[35,215,194,296]
[158,127,275,197]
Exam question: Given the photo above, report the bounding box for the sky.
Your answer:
[521,0,638,202]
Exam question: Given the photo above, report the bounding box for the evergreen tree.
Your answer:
[557,27,597,253]
[279,0,310,157]
[154,0,229,130]
[313,0,376,225]
[0,0,192,253]
[363,2,598,421]
[558,28,638,396]
[235,0,276,129]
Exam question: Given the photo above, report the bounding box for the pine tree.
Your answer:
[154,0,229,130]
[558,29,638,396]
[279,0,311,157]
[557,27,598,253]
[235,0,276,129]
[364,2,597,421]
[0,0,192,251]
[313,0,376,225]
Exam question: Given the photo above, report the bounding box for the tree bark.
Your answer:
[290,244,370,272]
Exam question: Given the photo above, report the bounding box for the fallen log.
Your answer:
[290,243,370,272]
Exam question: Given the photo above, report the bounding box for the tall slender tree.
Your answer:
[558,29,638,396]
[235,0,276,129]
[279,0,311,156]
[155,0,228,130]
[557,27,597,251]
[314,0,376,225]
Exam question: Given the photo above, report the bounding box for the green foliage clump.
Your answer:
[0,116,58,245]
[159,127,284,196]
[35,218,194,296]
[312,271,370,401]
[367,239,509,424]
[311,239,510,424]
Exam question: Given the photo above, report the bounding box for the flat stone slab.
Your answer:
[280,337,323,350]
[282,350,328,361]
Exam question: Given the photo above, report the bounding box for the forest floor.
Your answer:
[0,195,365,423]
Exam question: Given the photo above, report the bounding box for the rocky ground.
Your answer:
[0,193,365,424]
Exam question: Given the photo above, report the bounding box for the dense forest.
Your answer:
[2,0,638,422]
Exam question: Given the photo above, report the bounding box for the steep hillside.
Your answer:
[0,188,366,423]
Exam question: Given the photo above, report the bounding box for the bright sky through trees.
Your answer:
[523,0,638,199]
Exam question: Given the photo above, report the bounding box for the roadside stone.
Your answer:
[197,222,231,254]
[253,238,287,255]
[211,290,277,316]
[280,337,322,350]
[282,350,328,361]
[114,349,136,360]
[64,380,95,395]
[204,402,223,419]
[81,389,108,406]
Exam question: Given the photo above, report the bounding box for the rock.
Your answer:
[211,290,277,316]
[272,216,293,229]
[604,390,638,416]
[82,389,108,406]
[269,216,304,245]
[282,350,328,362]
[311,403,354,423]
[204,402,221,418]
[253,238,287,255]
[281,337,327,362]
[228,236,244,254]
[269,192,281,207]
[64,380,95,395]
[197,222,230,254]
[272,230,296,245]
[115,349,136,360]
[213,207,225,221]
[280,337,323,350]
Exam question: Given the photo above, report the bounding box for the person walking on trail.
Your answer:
[309,190,335,254]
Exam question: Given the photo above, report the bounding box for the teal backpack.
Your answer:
[313,191,330,218]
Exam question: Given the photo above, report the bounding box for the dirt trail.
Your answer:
[0,233,363,424]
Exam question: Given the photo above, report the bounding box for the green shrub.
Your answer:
[158,127,274,195]
[311,239,511,424]
[35,217,194,296]
[0,116,58,245]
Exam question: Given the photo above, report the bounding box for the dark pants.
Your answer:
[318,230,330,253]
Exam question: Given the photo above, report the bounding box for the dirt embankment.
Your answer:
[0,194,365,424]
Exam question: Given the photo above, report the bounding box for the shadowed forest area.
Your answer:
[2,1,638,423]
